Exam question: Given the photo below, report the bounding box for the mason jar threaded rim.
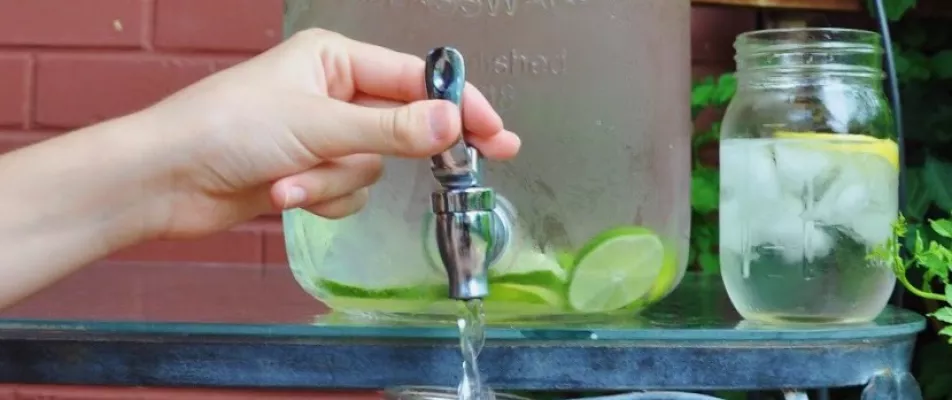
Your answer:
[382,386,534,400]
[734,28,884,80]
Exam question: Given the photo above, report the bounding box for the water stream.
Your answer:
[457,299,491,400]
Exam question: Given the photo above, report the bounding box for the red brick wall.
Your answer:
[0,0,757,398]
[0,0,290,269]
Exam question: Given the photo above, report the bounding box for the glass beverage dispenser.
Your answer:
[283,0,693,321]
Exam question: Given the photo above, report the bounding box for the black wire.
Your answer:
[870,0,907,306]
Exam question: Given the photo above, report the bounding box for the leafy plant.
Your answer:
[875,216,952,328]
[689,73,736,274]
[852,4,952,398]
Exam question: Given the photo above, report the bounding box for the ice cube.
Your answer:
[810,160,863,224]
[757,195,834,264]
[720,139,782,200]
[809,152,898,246]
[839,154,898,246]
[773,142,837,197]
[720,139,836,261]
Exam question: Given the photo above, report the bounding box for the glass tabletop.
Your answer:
[0,262,925,342]
[0,262,927,391]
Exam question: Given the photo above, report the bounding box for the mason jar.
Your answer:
[282,0,693,322]
[719,28,898,324]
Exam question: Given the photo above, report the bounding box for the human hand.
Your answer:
[138,29,521,240]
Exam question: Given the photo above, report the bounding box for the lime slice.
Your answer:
[773,131,898,170]
[644,244,680,303]
[315,279,448,314]
[490,248,568,281]
[487,282,565,308]
[315,279,445,299]
[556,250,576,271]
[567,226,666,312]
[322,297,436,313]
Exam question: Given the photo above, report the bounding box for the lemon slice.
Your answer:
[773,131,899,170]
[567,226,666,312]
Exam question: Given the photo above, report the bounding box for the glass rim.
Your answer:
[737,27,881,42]
[733,27,884,79]
[382,386,534,400]
[735,27,883,53]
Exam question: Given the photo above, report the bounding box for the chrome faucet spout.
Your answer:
[425,47,510,300]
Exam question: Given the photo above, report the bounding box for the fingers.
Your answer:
[467,131,522,160]
[289,96,461,159]
[351,94,521,160]
[270,154,383,210]
[457,84,505,137]
[303,189,370,220]
[314,31,505,137]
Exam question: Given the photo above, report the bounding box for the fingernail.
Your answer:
[428,102,453,144]
[283,186,307,209]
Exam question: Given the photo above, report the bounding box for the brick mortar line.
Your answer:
[0,46,265,58]
[22,53,35,130]
[142,0,157,51]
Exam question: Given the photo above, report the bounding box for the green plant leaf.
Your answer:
[866,0,917,21]
[907,50,934,81]
[945,284,952,305]
[698,251,720,274]
[915,228,926,254]
[714,73,737,105]
[931,308,952,323]
[904,167,932,222]
[924,154,952,212]
[932,219,952,239]
[690,166,719,214]
[930,50,952,80]
[940,325,952,340]
[904,222,921,253]
[694,223,715,250]
[691,76,716,110]
[918,251,947,281]
[894,46,913,82]
[687,244,698,268]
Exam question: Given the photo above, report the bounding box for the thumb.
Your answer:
[298,98,462,159]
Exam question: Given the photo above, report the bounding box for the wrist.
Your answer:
[0,111,175,306]
[102,108,181,243]
[5,109,176,249]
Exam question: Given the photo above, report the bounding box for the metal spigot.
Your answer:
[425,47,511,301]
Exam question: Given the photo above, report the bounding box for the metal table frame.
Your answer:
[0,325,922,394]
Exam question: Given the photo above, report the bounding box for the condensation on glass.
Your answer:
[283,0,693,321]
[719,28,898,324]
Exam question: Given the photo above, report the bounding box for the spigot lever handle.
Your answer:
[425,47,481,189]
